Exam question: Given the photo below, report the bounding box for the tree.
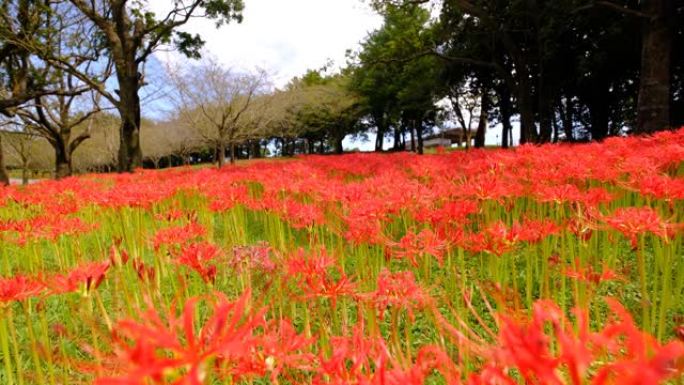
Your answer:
[71,112,120,172]
[288,72,365,154]
[17,72,103,178]
[1,129,40,184]
[634,0,677,133]
[169,59,270,167]
[19,0,245,172]
[351,4,444,153]
[0,0,57,116]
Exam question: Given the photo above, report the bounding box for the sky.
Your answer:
[150,0,383,87]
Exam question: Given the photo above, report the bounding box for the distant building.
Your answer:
[423,128,467,148]
[423,138,452,148]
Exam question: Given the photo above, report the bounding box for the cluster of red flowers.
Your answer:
[0,260,111,302]
[0,128,682,384]
[94,292,683,385]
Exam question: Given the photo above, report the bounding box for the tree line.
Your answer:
[1,0,682,184]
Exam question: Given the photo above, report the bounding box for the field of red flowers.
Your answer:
[1,130,684,384]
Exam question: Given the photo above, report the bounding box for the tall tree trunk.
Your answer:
[475,91,489,148]
[252,140,262,158]
[230,143,236,164]
[391,127,399,151]
[375,132,383,151]
[552,111,560,143]
[409,126,416,152]
[116,69,143,172]
[636,0,673,134]
[559,96,574,141]
[0,136,9,186]
[496,35,537,144]
[538,83,553,143]
[499,85,513,148]
[588,92,610,140]
[21,164,29,185]
[217,143,226,168]
[517,82,537,144]
[276,137,284,157]
[55,142,71,179]
[334,135,344,154]
[416,120,424,155]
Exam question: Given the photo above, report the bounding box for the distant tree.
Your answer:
[288,72,365,154]
[169,59,270,167]
[141,119,202,168]
[17,72,104,178]
[351,4,444,153]
[12,0,245,172]
[0,0,56,116]
[1,129,42,184]
[71,112,120,172]
[367,0,681,142]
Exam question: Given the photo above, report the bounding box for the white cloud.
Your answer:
[150,0,383,86]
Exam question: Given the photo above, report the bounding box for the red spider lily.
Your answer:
[174,242,221,283]
[45,261,111,295]
[152,222,206,251]
[284,248,355,306]
[280,198,325,229]
[633,174,684,201]
[247,319,315,382]
[93,178,179,209]
[510,218,560,244]
[95,291,266,385]
[316,323,391,384]
[487,300,594,385]
[207,184,249,212]
[410,200,479,229]
[534,183,583,204]
[434,200,479,224]
[300,270,358,308]
[383,345,461,385]
[566,206,603,242]
[390,228,447,267]
[603,207,674,248]
[563,259,621,285]
[580,187,615,206]
[457,174,524,202]
[591,298,684,385]
[465,221,515,256]
[367,269,430,320]
[0,215,96,244]
[132,259,155,282]
[0,275,45,303]
[108,243,130,267]
[285,247,336,279]
[42,193,84,216]
[343,203,388,245]
[467,298,684,385]
[154,208,186,222]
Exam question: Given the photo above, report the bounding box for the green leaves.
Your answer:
[203,0,245,27]
[173,32,205,60]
